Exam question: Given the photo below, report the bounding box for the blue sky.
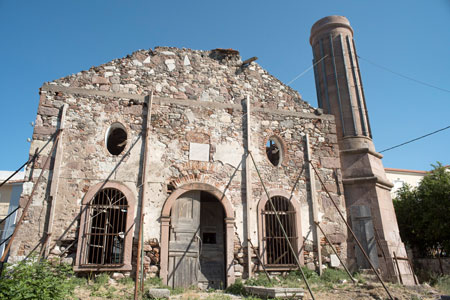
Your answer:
[0,1,449,172]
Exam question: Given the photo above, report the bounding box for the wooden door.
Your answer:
[168,191,201,288]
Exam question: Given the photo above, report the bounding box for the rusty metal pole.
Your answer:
[248,240,271,283]
[306,134,322,276]
[393,252,403,285]
[0,161,31,189]
[314,221,355,283]
[44,104,68,257]
[0,130,62,263]
[406,256,418,285]
[134,93,153,300]
[134,212,145,300]
[249,151,315,300]
[245,95,253,279]
[309,161,394,300]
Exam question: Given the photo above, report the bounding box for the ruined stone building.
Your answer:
[5,16,413,288]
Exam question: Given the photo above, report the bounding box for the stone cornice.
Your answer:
[340,147,383,159]
[342,175,394,189]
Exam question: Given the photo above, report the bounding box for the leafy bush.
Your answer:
[0,258,76,300]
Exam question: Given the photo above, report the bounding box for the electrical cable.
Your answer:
[358,55,450,94]
[379,125,450,153]
[287,55,328,85]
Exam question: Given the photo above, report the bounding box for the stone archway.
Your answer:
[160,182,235,287]
[257,189,303,268]
[74,181,136,272]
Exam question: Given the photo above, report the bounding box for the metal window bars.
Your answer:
[83,188,128,266]
[262,196,297,267]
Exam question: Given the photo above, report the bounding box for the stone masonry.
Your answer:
[10,46,347,287]
[310,16,414,284]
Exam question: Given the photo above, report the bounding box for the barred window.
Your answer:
[262,196,297,267]
[84,188,128,265]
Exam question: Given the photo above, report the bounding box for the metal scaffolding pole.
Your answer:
[249,151,315,300]
[314,221,355,283]
[135,92,154,300]
[0,130,62,263]
[309,161,394,300]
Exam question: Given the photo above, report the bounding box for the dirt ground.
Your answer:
[171,283,441,300]
[74,280,446,300]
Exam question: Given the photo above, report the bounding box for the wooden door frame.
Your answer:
[160,182,235,287]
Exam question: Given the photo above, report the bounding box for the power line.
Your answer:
[379,125,450,153]
[287,55,328,85]
[358,55,450,94]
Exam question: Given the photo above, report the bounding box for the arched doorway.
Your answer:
[160,183,235,288]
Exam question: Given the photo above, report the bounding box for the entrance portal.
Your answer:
[167,190,225,289]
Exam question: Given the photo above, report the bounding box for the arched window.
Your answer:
[84,188,128,265]
[75,186,133,270]
[262,196,297,267]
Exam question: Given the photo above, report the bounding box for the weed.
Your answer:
[245,274,274,287]
[352,272,367,284]
[321,268,349,283]
[118,276,135,286]
[435,275,450,294]
[0,257,77,300]
[95,272,110,285]
[300,267,321,281]
[225,279,246,295]
[145,275,164,287]
[171,286,186,295]
[204,294,231,300]
[71,275,88,287]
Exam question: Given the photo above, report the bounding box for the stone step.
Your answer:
[244,286,304,299]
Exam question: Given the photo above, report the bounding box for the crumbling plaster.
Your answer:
[11,47,346,277]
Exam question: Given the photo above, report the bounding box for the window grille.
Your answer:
[83,188,128,266]
[262,196,297,267]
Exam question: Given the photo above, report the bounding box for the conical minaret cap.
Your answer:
[310,15,353,45]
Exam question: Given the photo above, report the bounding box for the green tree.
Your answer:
[394,162,450,257]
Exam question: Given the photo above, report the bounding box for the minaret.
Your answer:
[310,16,414,284]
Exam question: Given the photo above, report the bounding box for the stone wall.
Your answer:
[11,47,346,279]
[414,258,450,276]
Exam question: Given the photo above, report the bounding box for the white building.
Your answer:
[0,171,25,257]
[385,168,426,198]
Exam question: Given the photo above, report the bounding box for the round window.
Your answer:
[266,137,282,166]
[106,123,127,155]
